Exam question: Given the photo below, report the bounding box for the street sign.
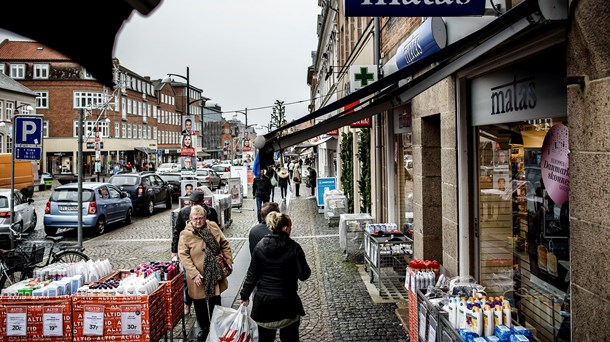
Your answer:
[14,115,43,160]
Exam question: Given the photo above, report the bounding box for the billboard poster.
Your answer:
[182,115,195,136]
[316,177,337,207]
[228,177,242,207]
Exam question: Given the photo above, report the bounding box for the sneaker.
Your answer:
[184,304,191,316]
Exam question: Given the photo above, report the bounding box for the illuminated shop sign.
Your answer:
[344,0,486,17]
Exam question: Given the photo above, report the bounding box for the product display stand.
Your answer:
[323,192,348,226]
[339,213,373,262]
[162,271,186,341]
[364,230,412,299]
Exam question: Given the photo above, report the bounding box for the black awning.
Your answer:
[134,147,155,154]
[263,0,546,152]
[0,1,161,87]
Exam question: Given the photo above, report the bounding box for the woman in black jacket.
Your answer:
[240,212,311,342]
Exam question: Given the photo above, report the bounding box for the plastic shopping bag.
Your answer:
[206,304,259,342]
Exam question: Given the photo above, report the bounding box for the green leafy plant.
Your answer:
[340,132,354,213]
[357,128,371,213]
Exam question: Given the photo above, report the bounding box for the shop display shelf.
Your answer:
[364,231,413,299]
[339,213,374,263]
[0,295,72,341]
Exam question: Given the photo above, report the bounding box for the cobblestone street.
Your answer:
[29,186,408,341]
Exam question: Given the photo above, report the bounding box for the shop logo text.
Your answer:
[490,75,537,115]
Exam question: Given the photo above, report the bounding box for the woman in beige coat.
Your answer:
[178,205,233,341]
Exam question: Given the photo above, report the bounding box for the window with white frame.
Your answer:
[33,64,49,79]
[10,64,25,79]
[0,64,5,75]
[122,123,126,138]
[7,137,12,152]
[127,98,132,114]
[0,100,4,121]
[0,134,3,153]
[128,124,132,139]
[72,120,109,138]
[36,91,49,108]
[114,122,119,138]
[43,121,49,138]
[73,92,105,109]
[147,126,151,139]
[121,97,127,120]
[16,103,33,115]
[153,127,157,140]
[5,102,13,119]
[153,106,157,119]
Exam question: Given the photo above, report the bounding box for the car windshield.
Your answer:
[196,170,209,176]
[159,163,175,170]
[160,174,181,182]
[0,196,8,209]
[51,189,94,202]
[213,165,229,172]
[110,176,139,186]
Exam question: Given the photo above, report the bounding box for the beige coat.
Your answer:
[293,168,302,184]
[178,220,233,300]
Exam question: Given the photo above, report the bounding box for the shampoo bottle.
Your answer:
[494,304,503,327]
[502,300,512,328]
[471,307,483,336]
[483,304,494,337]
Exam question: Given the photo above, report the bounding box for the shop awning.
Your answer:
[262,0,549,153]
[134,147,155,154]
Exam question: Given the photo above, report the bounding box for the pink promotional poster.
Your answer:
[540,123,569,205]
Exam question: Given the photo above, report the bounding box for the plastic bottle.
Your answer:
[448,297,458,328]
[494,304,503,327]
[471,306,483,336]
[502,300,511,328]
[483,304,494,336]
[457,300,467,329]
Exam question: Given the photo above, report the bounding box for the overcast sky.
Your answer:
[1,0,320,132]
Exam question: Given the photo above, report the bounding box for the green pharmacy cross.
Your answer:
[354,67,375,87]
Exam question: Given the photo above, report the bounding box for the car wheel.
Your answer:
[95,217,106,235]
[45,226,58,236]
[124,209,132,224]
[146,198,155,216]
[29,212,37,232]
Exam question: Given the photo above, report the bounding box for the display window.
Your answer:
[477,118,570,342]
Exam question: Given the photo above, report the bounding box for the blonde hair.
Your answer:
[265,211,291,233]
[189,205,207,220]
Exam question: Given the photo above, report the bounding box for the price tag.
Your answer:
[83,305,105,336]
[121,305,142,335]
[43,306,64,336]
[6,307,27,336]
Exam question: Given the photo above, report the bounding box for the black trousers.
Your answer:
[193,295,221,335]
[294,183,300,197]
[280,185,288,199]
[257,320,300,342]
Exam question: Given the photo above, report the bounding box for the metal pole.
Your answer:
[9,113,16,249]
[77,109,84,249]
[186,66,190,117]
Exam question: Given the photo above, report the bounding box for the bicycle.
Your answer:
[0,223,89,289]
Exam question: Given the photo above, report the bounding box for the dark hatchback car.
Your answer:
[157,172,182,201]
[109,172,172,215]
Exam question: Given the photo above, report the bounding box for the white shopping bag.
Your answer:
[206,304,258,342]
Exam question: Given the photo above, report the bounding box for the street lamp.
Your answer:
[162,66,190,117]
[7,103,34,248]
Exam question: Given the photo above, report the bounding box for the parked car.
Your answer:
[43,182,132,236]
[0,189,37,240]
[195,169,222,191]
[109,172,172,215]
[157,163,180,174]
[39,172,53,191]
[211,163,231,181]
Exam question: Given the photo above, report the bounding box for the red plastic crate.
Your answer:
[0,295,72,342]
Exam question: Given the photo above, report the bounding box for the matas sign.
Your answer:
[344,0,486,17]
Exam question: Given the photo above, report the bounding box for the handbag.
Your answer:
[216,253,233,277]
[293,176,299,182]
[206,304,258,342]
[270,175,278,187]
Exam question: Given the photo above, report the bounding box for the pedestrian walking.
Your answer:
[178,205,233,341]
[288,160,295,180]
[171,190,219,317]
[248,202,280,255]
[267,165,278,202]
[240,212,311,342]
[253,173,273,223]
[307,166,317,197]
[277,167,290,200]
[293,166,302,197]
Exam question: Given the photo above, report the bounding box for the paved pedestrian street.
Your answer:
[78,188,408,341]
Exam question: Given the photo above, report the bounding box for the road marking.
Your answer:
[30,234,340,245]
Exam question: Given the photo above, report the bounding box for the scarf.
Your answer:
[192,224,225,298]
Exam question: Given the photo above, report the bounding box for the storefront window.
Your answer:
[477,118,570,342]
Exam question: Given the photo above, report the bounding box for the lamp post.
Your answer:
[163,66,190,117]
[8,103,34,248]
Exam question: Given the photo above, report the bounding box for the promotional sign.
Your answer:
[14,115,43,160]
[316,177,337,207]
[228,177,242,207]
[344,100,371,128]
[541,123,569,206]
[344,0,486,17]
[182,115,195,136]
[395,17,446,70]
[230,165,249,198]
[350,65,377,93]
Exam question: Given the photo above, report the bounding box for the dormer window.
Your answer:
[10,64,25,79]
[33,64,49,79]
[83,68,95,80]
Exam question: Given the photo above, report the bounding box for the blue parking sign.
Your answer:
[14,115,43,161]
